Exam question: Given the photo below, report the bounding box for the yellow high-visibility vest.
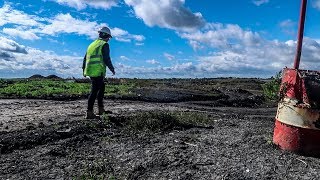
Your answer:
[84,39,107,77]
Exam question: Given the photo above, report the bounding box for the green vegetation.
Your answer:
[75,159,116,180]
[262,71,282,100]
[0,79,90,98]
[106,84,135,96]
[0,79,134,99]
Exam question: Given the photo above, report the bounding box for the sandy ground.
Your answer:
[1,99,320,179]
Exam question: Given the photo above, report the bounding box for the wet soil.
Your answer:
[1,79,320,179]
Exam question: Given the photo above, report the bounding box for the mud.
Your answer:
[110,85,267,108]
[1,80,320,179]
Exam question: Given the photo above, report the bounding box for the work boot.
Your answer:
[98,106,112,115]
[86,110,99,119]
[98,106,107,115]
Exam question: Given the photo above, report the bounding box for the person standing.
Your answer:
[82,26,115,119]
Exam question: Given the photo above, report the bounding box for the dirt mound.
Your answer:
[130,88,225,103]
[28,74,45,79]
[113,87,266,108]
[46,75,62,79]
[28,74,62,80]
[215,88,265,107]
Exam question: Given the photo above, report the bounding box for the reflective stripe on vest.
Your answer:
[84,39,107,77]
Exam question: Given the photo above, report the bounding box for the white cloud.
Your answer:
[252,0,269,6]
[146,59,160,65]
[177,22,320,76]
[115,38,131,42]
[279,19,295,28]
[115,36,320,78]
[196,51,270,75]
[173,62,195,71]
[2,34,320,78]
[135,42,144,46]
[0,4,145,43]
[279,19,295,35]
[0,4,42,26]
[3,2,320,78]
[51,0,205,32]
[132,35,145,41]
[39,13,103,39]
[115,61,203,78]
[312,0,320,10]
[0,37,82,77]
[112,27,145,42]
[109,27,128,37]
[164,53,175,61]
[120,55,130,60]
[52,0,120,10]
[3,28,40,40]
[0,36,28,54]
[124,0,205,31]
[179,23,262,50]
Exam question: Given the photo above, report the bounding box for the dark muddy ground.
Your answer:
[1,79,320,179]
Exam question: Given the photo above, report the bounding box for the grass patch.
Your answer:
[106,84,135,96]
[262,71,282,100]
[75,160,116,180]
[0,79,135,99]
[0,79,89,98]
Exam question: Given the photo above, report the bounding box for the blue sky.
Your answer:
[1,0,320,78]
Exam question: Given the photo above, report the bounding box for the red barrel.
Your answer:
[273,68,320,156]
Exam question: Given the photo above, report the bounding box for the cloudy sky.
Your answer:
[1,0,320,78]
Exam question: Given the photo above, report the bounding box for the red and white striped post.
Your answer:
[273,0,320,156]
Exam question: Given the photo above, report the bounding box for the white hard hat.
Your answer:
[98,27,112,37]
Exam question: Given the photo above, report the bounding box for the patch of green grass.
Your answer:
[0,79,90,98]
[173,111,212,126]
[265,135,273,145]
[0,79,9,88]
[0,79,135,99]
[262,71,282,100]
[106,83,135,96]
[128,111,176,132]
[76,173,116,180]
[74,159,116,180]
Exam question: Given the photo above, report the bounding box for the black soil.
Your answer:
[1,78,320,179]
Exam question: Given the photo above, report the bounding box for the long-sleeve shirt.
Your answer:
[82,42,114,73]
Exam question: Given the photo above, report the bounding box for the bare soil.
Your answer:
[1,79,320,179]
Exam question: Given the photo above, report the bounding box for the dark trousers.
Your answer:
[87,76,105,111]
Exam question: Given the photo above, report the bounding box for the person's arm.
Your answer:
[102,43,115,74]
[82,53,87,77]
[82,53,87,71]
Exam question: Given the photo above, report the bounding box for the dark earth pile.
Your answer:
[28,74,62,79]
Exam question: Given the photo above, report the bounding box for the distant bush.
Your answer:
[0,79,7,88]
[262,71,282,100]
